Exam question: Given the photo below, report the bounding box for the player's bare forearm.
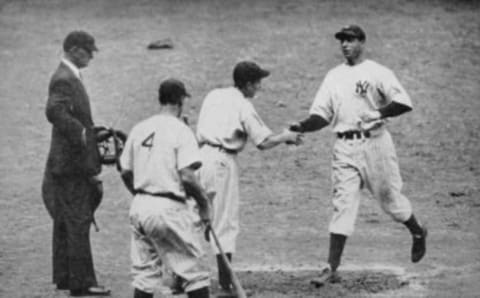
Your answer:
[257,134,285,150]
[120,170,136,195]
[290,114,329,133]
[257,129,302,150]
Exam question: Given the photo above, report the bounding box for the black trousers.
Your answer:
[42,171,98,290]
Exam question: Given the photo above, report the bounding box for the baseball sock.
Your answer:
[187,286,210,298]
[217,253,232,290]
[134,288,153,298]
[403,214,423,235]
[328,233,347,272]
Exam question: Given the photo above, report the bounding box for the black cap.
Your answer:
[63,30,98,53]
[233,61,270,88]
[334,25,366,41]
[158,78,191,105]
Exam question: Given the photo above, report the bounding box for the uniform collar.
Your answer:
[61,57,82,80]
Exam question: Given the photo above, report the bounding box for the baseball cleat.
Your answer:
[411,226,428,263]
[69,285,111,296]
[310,265,341,287]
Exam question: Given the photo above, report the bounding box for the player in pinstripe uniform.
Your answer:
[119,79,212,298]
[290,25,427,286]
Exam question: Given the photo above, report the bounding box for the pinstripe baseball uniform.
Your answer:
[120,114,210,294]
[196,86,272,254]
[309,59,413,236]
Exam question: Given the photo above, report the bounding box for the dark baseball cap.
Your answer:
[158,78,191,105]
[63,30,98,53]
[335,25,366,41]
[233,61,270,86]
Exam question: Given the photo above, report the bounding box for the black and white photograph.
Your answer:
[1,0,479,297]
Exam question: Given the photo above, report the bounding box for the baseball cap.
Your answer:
[63,30,98,53]
[334,25,366,41]
[158,78,191,105]
[233,61,270,86]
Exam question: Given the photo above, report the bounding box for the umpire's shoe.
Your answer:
[411,226,428,263]
[70,285,110,296]
[310,265,341,288]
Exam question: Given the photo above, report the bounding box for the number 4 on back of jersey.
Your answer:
[141,132,155,149]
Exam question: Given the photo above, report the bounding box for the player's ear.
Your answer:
[247,81,258,93]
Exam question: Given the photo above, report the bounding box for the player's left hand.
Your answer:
[359,110,381,123]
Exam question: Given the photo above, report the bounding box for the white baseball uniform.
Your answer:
[309,59,413,236]
[196,86,272,254]
[120,114,210,293]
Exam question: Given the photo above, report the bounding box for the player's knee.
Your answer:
[381,201,411,223]
[378,187,394,202]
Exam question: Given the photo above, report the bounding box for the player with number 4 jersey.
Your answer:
[119,79,212,298]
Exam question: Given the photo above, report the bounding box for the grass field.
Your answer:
[1,0,479,297]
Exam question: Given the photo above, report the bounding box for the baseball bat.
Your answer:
[208,225,247,298]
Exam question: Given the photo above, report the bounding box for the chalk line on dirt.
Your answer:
[234,263,406,275]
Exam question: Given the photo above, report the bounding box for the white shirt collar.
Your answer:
[61,57,81,80]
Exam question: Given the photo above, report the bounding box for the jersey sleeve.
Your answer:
[176,124,202,170]
[119,128,135,171]
[378,68,412,108]
[195,91,213,143]
[241,101,273,146]
[309,75,334,122]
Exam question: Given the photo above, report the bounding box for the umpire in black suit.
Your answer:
[42,31,110,296]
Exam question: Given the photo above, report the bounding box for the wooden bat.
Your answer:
[208,225,247,298]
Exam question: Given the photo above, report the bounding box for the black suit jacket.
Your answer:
[44,62,101,176]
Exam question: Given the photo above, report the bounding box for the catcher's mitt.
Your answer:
[94,126,127,170]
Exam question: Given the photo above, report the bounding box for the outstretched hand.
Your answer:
[282,128,303,145]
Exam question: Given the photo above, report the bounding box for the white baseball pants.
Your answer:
[129,194,210,293]
[329,129,413,236]
[198,145,240,254]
